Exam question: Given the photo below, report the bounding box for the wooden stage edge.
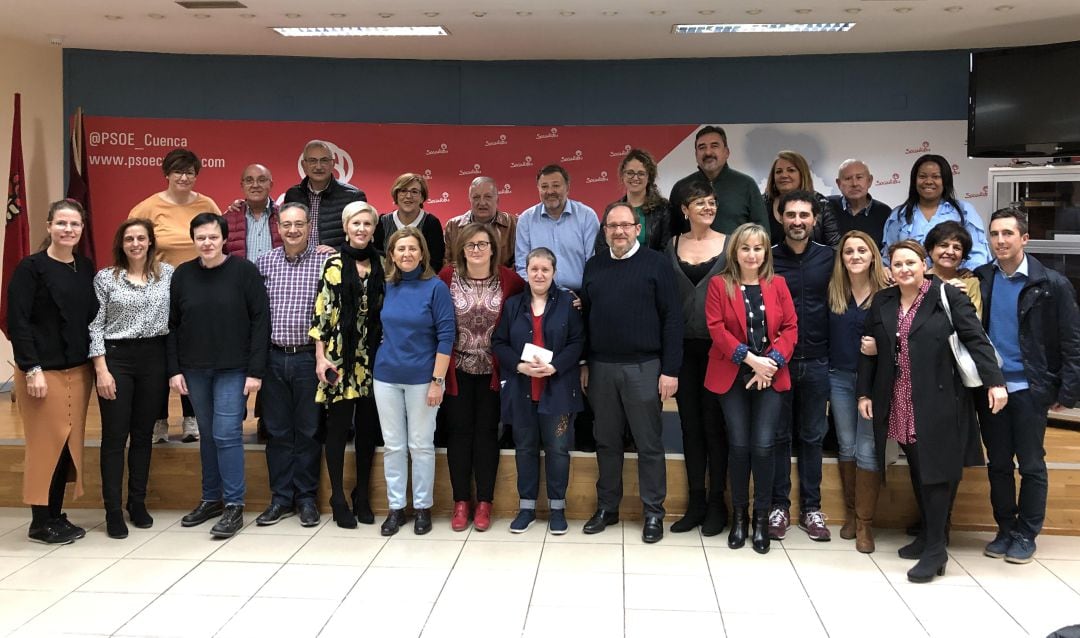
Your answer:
[1,442,1078,536]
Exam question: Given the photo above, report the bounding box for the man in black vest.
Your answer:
[283,139,365,252]
[580,202,683,544]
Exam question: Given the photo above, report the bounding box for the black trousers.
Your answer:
[443,370,501,502]
[903,442,954,561]
[676,339,728,498]
[32,444,76,526]
[325,396,380,504]
[98,338,167,511]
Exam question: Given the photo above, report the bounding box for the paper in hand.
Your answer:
[521,342,554,364]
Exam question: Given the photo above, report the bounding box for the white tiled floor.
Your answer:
[0,507,1078,637]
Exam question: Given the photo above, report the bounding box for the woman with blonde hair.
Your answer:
[704,223,798,554]
[374,227,455,536]
[763,150,839,246]
[826,230,889,552]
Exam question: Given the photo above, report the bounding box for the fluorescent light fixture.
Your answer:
[273,26,448,37]
[673,23,855,34]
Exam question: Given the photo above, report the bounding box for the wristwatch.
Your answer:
[25,366,42,379]
[431,376,445,386]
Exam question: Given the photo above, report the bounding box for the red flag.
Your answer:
[0,93,30,338]
[67,106,97,266]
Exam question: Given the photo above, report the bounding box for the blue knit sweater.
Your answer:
[374,268,455,385]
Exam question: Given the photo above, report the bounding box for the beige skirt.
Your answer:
[14,364,93,505]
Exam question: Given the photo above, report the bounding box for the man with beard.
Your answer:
[769,190,835,543]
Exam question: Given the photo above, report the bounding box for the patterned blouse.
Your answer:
[888,279,931,445]
[88,263,174,358]
[309,254,381,404]
[449,271,502,375]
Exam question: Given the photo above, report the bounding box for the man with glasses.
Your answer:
[445,176,517,267]
[223,164,282,261]
[579,202,683,543]
[283,139,365,252]
[254,202,332,527]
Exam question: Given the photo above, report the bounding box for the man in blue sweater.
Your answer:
[975,207,1080,564]
[579,202,683,544]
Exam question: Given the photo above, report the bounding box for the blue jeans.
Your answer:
[262,349,321,507]
[512,401,572,510]
[978,389,1049,538]
[828,369,878,471]
[373,380,438,510]
[772,356,830,512]
[717,384,782,511]
[183,368,247,506]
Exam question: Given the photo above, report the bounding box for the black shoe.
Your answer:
[27,520,79,545]
[331,498,357,529]
[298,501,321,527]
[255,503,295,526]
[670,490,706,534]
[702,497,729,537]
[642,516,664,544]
[583,509,619,534]
[106,510,129,539]
[351,488,374,525]
[53,513,86,540]
[898,535,926,560]
[414,508,432,535]
[381,509,407,536]
[728,508,749,549]
[126,502,154,529]
[751,509,771,554]
[210,504,244,538]
[182,501,224,527]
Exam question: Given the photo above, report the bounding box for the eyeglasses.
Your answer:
[622,170,648,179]
[242,177,271,185]
[464,241,491,251]
[398,188,423,197]
[303,157,333,166]
[604,223,640,232]
[278,221,307,230]
[171,170,197,179]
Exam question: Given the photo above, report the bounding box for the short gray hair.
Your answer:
[469,176,497,192]
[837,158,870,178]
[303,139,334,157]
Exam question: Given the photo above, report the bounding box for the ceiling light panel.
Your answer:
[273,26,449,37]
[673,23,855,34]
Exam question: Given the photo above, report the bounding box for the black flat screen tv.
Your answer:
[968,40,1080,158]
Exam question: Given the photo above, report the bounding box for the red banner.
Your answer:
[1,93,30,338]
[83,116,696,261]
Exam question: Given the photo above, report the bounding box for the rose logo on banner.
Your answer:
[485,134,508,147]
[459,163,482,176]
[536,127,559,140]
[875,172,902,187]
[586,171,610,184]
[425,143,449,156]
[423,169,434,181]
[609,144,632,158]
[905,141,932,155]
[965,185,989,199]
[296,141,353,184]
[561,150,584,162]
[429,191,451,204]
[951,164,960,175]
[510,155,534,169]
[499,183,512,195]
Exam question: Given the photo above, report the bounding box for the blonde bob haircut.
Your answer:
[717,223,774,297]
[342,200,378,228]
[384,226,435,283]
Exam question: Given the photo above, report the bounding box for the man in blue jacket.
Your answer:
[976,207,1080,564]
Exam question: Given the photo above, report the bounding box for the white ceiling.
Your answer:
[4,0,1080,60]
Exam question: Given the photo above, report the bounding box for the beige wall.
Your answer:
[0,36,64,386]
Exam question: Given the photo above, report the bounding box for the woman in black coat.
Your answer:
[857,239,1007,583]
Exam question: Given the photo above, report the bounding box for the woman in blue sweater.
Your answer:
[374,227,455,536]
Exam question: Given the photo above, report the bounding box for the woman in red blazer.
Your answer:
[705,223,798,554]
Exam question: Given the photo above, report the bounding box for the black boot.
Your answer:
[907,481,951,583]
[752,509,771,554]
[351,487,374,525]
[701,491,728,537]
[105,510,128,539]
[127,502,154,529]
[670,490,706,533]
[727,507,749,549]
[331,496,357,529]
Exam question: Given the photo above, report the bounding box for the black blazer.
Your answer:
[857,279,1004,485]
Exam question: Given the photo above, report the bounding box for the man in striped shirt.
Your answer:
[254,202,331,527]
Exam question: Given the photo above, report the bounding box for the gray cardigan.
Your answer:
[666,235,728,341]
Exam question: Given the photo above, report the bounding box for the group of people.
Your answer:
[8,128,1078,586]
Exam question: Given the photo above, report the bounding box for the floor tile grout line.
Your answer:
[313,522,388,638]
[698,529,730,637]
[778,537,833,637]
[955,554,1047,636]
[868,546,932,637]
[412,525,470,638]
[1037,557,1080,598]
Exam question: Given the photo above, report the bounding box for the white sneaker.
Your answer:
[181,416,199,443]
[153,419,170,444]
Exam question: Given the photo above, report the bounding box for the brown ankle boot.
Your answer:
[839,460,857,540]
[855,468,881,553]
